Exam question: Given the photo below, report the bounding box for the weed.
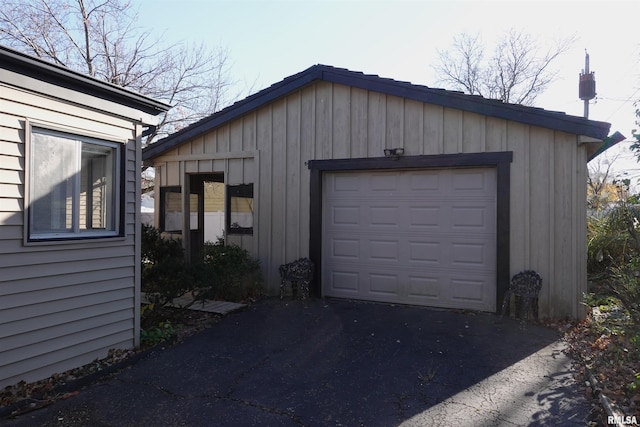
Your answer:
[140,321,178,347]
[417,365,439,383]
[628,372,640,393]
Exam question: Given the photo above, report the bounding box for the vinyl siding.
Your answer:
[0,76,142,387]
[150,80,588,319]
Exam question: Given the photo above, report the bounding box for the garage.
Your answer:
[322,167,497,311]
[144,64,613,318]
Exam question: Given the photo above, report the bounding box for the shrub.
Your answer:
[604,266,640,326]
[141,224,192,308]
[140,321,177,347]
[198,239,265,302]
[587,206,640,277]
[587,197,640,326]
[141,226,264,310]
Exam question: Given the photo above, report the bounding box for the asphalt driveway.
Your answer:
[5,298,590,426]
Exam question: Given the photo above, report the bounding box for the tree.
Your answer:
[0,0,235,143]
[631,101,640,163]
[588,152,625,216]
[433,29,575,106]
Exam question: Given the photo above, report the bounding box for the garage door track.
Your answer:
[6,298,590,426]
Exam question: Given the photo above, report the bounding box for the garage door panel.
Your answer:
[326,235,493,270]
[452,170,492,191]
[369,206,401,226]
[451,242,491,266]
[369,273,399,295]
[409,206,442,227]
[450,206,492,229]
[407,276,441,299]
[330,238,360,259]
[409,172,440,190]
[329,270,360,292]
[327,271,493,310]
[408,241,442,264]
[332,174,362,192]
[331,206,360,225]
[371,173,400,191]
[323,168,496,311]
[369,239,399,261]
[450,278,490,303]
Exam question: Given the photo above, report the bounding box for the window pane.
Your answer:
[163,190,183,232]
[80,143,115,231]
[226,183,253,235]
[189,194,199,230]
[30,128,119,240]
[230,196,253,229]
[31,132,77,234]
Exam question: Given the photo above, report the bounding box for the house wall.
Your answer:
[151,81,588,318]
[0,74,143,387]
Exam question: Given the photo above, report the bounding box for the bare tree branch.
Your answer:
[588,151,623,213]
[433,29,576,106]
[434,33,485,97]
[0,0,236,144]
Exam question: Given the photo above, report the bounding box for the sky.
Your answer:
[136,0,640,177]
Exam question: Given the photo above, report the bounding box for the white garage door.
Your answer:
[322,168,497,311]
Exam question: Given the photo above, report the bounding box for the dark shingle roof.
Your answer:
[143,64,611,160]
[1,44,171,116]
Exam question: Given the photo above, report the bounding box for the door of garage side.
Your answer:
[322,168,497,311]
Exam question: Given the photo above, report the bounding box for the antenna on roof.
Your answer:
[579,50,596,118]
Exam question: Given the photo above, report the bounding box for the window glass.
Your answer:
[189,194,199,230]
[226,184,253,235]
[29,128,119,240]
[161,187,182,232]
[81,143,115,231]
[230,196,253,229]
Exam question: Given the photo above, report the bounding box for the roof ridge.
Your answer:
[143,64,610,160]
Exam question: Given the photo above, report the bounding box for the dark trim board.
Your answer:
[308,151,513,313]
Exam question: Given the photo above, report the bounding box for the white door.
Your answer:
[322,168,497,311]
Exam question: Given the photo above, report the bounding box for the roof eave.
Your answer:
[143,64,611,160]
[0,45,172,116]
[317,66,610,140]
[143,65,322,160]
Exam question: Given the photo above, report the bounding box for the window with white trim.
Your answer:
[28,127,121,240]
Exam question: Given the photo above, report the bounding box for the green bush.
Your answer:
[587,199,640,326]
[141,224,192,308]
[140,320,177,347]
[198,239,265,302]
[604,266,640,325]
[141,226,264,309]
[587,206,640,277]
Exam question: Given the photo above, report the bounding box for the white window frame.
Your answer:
[26,125,123,242]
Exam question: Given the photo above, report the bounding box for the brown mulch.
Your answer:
[563,312,640,423]
[0,307,219,418]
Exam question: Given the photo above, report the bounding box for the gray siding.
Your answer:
[151,80,588,319]
[0,77,142,387]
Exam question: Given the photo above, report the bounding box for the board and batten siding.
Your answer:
[0,78,143,387]
[151,80,588,318]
